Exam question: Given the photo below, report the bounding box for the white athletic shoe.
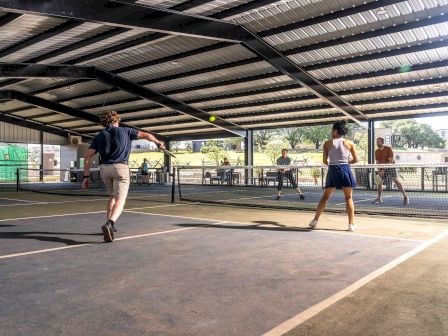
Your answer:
[348,224,357,232]
[372,198,383,204]
[309,219,318,229]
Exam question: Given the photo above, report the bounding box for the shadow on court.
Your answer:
[0,211,421,336]
[177,222,311,232]
[0,231,102,245]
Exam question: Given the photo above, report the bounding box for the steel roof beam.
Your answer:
[212,0,279,20]
[0,89,168,140]
[8,49,448,114]
[28,27,128,64]
[322,59,448,84]
[170,0,213,12]
[0,62,245,137]
[284,13,448,57]
[0,12,20,27]
[258,0,407,38]
[0,62,96,79]
[0,112,91,138]
[0,90,101,123]
[0,20,81,59]
[339,77,448,96]
[0,0,367,123]
[305,39,448,72]
[0,0,245,42]
[94,68,246,136]
[354,91,448,105]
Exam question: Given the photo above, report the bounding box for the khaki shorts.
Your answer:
[100,163,130,198]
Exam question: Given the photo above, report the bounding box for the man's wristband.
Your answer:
[83,176,90,179]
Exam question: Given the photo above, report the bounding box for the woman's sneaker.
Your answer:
[372,198,383,204]
[348,224,357,232]
[308,219,318,229]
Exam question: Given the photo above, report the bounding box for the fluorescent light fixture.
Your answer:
[376,9,389,16]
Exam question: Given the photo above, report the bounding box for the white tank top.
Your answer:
[328,138,350,165]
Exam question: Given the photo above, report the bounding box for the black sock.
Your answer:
[107,219,115,226]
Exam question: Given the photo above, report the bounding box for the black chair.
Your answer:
[204,171,221,184]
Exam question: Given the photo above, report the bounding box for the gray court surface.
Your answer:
[0,211,420,336]
[0,197,36,206]
[179,184,448,217]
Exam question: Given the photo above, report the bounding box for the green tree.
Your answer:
[280,127,306,149]
[303,125,332,149]
[254,130,275,150]
[263,140,287,164]
[200,140,228,165]
[379,120,395,129]
[353,131,368,163]
[170,141,180,153]
[224,137,243,151]
[380,119,445,149]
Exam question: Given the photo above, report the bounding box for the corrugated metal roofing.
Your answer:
[0,0,447,139]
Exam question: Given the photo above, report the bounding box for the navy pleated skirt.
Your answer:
[325,164,356,189]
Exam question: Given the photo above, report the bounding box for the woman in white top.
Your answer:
[309,121,358,231]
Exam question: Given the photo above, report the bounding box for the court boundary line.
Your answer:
[0,197,37,203]
[122,210,424,242]
[335,194,394,206]
[262,229,448,336]
[0,203,185,222]
[0,224,228,260]
[0,198,116,207]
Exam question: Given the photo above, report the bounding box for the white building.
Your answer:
[437,129,448,141]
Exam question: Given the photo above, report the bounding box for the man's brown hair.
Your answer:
[101,111,121,127]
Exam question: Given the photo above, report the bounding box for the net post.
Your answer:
[171,167,176,203]
[16,167,20,192]
[421,167,425,191]
[177,167,182,201]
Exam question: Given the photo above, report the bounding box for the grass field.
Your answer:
[129,150,324,167]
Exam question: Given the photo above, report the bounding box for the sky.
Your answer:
[415,116,448,131]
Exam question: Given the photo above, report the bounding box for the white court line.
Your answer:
[0,210,106,222]
[0,198,189,208]
[262,228,448,336]
[0,224,228,260]
[315,229,423,242]
[126,203,191,211]
[115,222,228,242]
[0,198,112,207]
[124,209,224,223]
[0,244,96,260]
[0,203,184,222]
[0,197,37,203]
[336,195,394,206]
[123,210,422,242]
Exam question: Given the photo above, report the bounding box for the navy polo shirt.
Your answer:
[89,126,139,164]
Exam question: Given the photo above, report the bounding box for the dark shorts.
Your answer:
[381,168,397,180]
[325,164,356,189]
[141,171,149,176]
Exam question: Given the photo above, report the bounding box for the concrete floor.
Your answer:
[0,190,447,336]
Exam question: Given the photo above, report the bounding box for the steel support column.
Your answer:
[164,141,171,183]
[244,130,253,185]
[39,130,44,181]
[367,120,375,164]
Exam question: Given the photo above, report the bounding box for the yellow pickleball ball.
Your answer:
[209,115,216,122]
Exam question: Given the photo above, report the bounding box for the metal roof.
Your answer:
[0,0,447,140]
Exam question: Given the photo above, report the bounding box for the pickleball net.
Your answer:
[15,167,173,202]
[176,164,448,218]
